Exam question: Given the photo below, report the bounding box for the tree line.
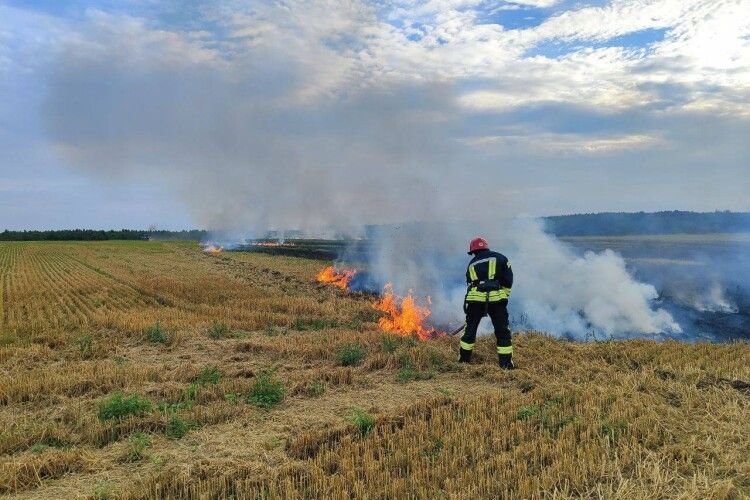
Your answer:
[3,211,749,241]
[0,229,208,241]
[544,211,750,237]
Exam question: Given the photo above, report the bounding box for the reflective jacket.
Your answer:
[465,249,513,302]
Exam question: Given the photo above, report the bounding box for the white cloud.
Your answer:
[507,0,560,7]
[466,132,665,155]
[2,0,750,231]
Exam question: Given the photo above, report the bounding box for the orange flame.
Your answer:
[317,265,356,289]
[201,243,223,255]
[373,283,442,340]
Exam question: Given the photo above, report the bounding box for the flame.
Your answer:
[201,243,223,255]
[317,265,356,289]
[373,283,442,340]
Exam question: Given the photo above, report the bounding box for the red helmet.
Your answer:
[468,237,489,254]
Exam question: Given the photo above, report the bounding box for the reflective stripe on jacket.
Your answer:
[465,249,513,303]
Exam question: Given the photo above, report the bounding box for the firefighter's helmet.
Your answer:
[468,237,489,254]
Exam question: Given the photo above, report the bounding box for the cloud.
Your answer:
[465,132,664,155]
[0,0,748,233]
[506,0,561,7]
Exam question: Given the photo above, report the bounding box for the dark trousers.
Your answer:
[461,299,512,358]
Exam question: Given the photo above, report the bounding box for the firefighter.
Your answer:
[459,237,514,368]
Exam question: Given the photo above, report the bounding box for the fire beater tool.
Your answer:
[449,323,466,337]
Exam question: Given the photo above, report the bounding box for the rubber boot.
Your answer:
[498,354,515,369]
[458,348,473,363]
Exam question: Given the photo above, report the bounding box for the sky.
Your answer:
[0,0,749,231]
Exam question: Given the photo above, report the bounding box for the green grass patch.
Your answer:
[601,419,628,443]
[516,404,541,420]
[293,317,338,331]
[264,324,289,337]
[396,367,433,383]
[98,392,152,421]
[144,320,167,344]
[224,392,242,405]
[348,407,376,437]
[29,436,69,453]
[75,334,94,358]
[306,381,326,397]
[380,335,400,353]
[248,370,285,409]
[195,365,220,386]
[122,432,151,462]
[206,321,231,339]
[30,443,48,454]
[336,342,366,366]
[165,415,194,439]
[0,332,19,347]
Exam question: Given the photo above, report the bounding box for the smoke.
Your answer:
[361,219,681,339]
[42,4,740,340]
[684,283,738,314]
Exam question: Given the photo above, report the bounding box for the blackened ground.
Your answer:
[237,235,750,342]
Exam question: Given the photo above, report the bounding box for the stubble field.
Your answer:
[0,241,748,499]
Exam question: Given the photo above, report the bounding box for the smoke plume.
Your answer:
[363,219,680,339]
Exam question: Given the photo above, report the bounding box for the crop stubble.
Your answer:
[0,241,747,499]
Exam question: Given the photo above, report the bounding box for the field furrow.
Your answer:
[0,241,747,499]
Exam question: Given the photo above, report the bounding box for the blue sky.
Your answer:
[0,0,749,231]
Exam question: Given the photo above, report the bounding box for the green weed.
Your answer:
[307,381,326,397]
[348,407,376,437]
[248,370,285,409]
[122,432,151,462]
[75,334,94,358]
[29,436,68,453]
[98,392,152,421]
[145,320,167,344]
[381,335,400,353]
[93,482,115,500]
[207,321,231,339]
[165,414,193,439]
[30,443,48,454]
[196,365,220,385]
[0,332,19,346]
[396,367,433,383]
[516,404,541,420]
[224,392,242,405]
[337,342,366,366]
[601,419,629,443]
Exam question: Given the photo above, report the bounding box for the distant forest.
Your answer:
[544,211,750,237]
[0,229,208,242]
[2,211,749,240]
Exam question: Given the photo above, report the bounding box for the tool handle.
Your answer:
[448,324,466,337]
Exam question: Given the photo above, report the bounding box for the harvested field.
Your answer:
[0,241,748,499]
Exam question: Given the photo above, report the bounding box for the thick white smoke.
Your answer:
[506,220,680,338]
[365,219,680,339]
[369,219,681,339]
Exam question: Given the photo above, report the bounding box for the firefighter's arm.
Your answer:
[503,259,514,288]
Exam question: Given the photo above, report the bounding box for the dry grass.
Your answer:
[0,241,748,499]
